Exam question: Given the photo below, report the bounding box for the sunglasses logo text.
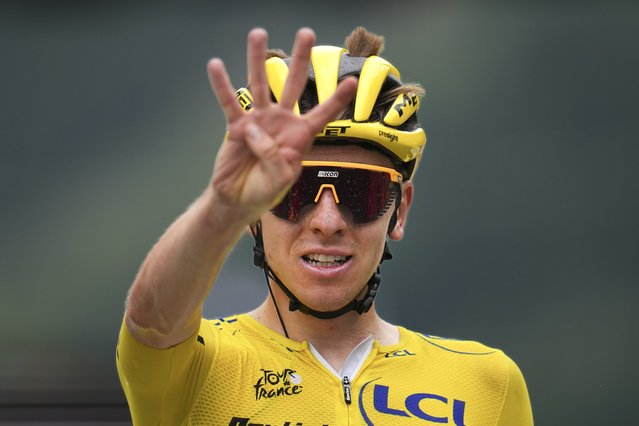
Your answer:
[317,171,339,178]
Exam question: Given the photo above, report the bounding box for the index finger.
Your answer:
[207,58,243,123]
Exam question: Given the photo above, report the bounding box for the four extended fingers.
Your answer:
[210,27,358,136]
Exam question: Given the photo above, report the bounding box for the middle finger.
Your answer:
[279,28,315,110]
[247,28,271,108]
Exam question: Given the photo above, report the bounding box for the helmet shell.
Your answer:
[236,45,427,180]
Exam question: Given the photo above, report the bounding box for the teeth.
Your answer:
[304,253,348,266]
[307,253,347,262]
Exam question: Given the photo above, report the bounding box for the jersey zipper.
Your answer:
[342,376,352,405]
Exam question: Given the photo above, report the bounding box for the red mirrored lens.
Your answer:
[271,166,399,223]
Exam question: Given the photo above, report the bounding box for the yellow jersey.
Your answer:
[117,314,533,425]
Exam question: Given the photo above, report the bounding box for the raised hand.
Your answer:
[207,28,357,222]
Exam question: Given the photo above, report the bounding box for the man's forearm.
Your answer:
[124,186,252,348]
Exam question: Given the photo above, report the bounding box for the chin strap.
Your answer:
[252,220,393,321]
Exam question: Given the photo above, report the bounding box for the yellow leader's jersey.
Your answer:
[117,314,533,425]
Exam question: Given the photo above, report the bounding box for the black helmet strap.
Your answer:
[251,219,393,327]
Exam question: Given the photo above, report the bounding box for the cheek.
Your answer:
[358,223,390,259]
[260,217,297,263]
[262,231,285,259]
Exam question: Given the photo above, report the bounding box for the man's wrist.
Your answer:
[198,186,261,234]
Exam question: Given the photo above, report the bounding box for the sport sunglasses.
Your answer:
[271,161,403,224]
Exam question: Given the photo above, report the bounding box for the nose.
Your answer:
[306,187,348,235]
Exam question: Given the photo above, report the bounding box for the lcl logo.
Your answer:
[360,383,467,425]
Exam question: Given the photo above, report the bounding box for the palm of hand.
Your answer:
[213,104,315,211]
[207,28,356,221]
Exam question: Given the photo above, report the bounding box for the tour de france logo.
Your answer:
[253,368,303,401]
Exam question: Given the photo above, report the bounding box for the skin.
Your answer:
[252,145,414,368]
[124,27,413,371]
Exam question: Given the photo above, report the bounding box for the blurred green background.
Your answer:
[1,0,637,423]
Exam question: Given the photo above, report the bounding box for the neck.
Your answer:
[249,291,399,371]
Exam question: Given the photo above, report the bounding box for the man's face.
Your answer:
[260,144,413,313]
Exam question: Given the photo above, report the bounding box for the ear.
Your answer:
[388,181,413,241]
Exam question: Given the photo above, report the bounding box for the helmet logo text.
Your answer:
[323,125,350,136]
[393,94,419,117]
[235,88,254,111]
[378,130,398,143]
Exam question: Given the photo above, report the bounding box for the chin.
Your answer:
[294,286,362,313]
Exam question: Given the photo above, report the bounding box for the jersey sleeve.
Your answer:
[116,318,216,425]
[496,354,534,425]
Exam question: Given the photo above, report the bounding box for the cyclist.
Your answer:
[117,27,533,425]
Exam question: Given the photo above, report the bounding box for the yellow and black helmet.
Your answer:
[235,45,427,180]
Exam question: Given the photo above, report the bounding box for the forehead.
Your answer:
[304,144,395,168]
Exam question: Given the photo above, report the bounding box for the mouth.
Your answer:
[302,253,351,267]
